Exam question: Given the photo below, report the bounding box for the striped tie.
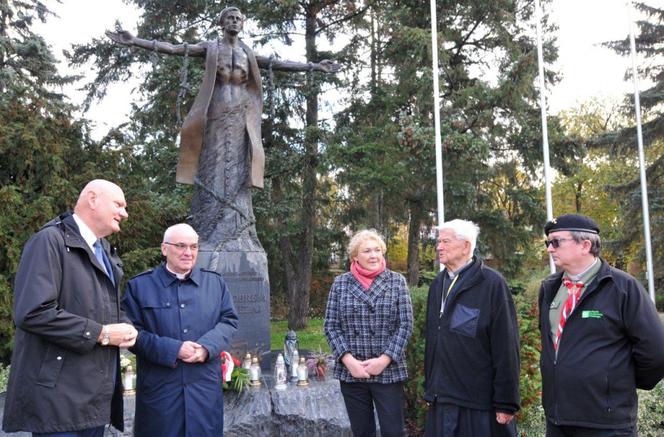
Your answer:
[554,277,584,351]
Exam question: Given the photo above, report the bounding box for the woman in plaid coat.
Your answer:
[324,229,413,437]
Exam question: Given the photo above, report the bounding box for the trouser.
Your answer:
[424,402,517,437]
[339,381,405,437]
[546,420,637,437]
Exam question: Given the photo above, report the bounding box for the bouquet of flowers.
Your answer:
[120,354,132,371]
[306,347,333,379]
[220,351,250,392]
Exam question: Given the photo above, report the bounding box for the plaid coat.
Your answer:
[324,269,413,383]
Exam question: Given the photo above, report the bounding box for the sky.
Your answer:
[548,0,639,113]
[33,0,141,137]
[33,0,648,139]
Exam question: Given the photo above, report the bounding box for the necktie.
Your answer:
[94,240,115,286]
[554,277,584,351]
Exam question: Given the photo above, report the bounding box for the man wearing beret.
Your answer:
[539,213,664,436]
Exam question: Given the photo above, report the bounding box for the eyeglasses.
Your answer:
[544,237,574,249]
[164,242,199,251]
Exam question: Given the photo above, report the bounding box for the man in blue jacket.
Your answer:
[424,219,520,436]
[122,223,238,437]
[540,214,664,436]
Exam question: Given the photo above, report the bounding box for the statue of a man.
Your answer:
[107,7,337,250]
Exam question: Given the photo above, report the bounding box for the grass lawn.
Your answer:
[270,318,330,353]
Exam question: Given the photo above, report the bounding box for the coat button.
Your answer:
[85,331,91,336]
[56,356,62,360]
[166,302,171,307]
[180,304,185,308]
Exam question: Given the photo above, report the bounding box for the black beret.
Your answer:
[544,214,600,236]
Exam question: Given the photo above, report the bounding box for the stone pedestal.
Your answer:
[223,376,353,436]
[196,243,270,356]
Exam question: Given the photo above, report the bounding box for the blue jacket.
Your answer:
[122,264,238,437]
[539,259,664,429]
[324,268,413,383]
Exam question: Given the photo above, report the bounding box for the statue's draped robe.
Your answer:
[177,39,264,249]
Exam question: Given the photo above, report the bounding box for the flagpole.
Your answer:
[627,1,656,303]
[535,0,556,274]
[430,0,445,271]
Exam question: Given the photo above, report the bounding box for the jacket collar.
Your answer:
[49,211,87,250]
[59,212,99,253]
[448,256,483,289]
[438,256,484,303]
[348,269,391,305]
[542,258,613,302]
[54,212,120,285]
[156,263,201,287]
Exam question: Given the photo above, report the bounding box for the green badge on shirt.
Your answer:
[582,310,603,319]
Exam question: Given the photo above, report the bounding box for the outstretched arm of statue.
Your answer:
[105,29,206,57]
[255,55,340,73]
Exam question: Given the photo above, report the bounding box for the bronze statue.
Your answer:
[107,6,338,250]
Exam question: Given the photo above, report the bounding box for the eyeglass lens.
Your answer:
[544,238,562,249]
[166,242,199,250]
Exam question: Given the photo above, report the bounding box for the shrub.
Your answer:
[0,363,9,392]
[637,381,664,435]
[513,291,542,424]
[404,286,428,431]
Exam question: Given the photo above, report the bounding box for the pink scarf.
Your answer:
[350,259,386,291]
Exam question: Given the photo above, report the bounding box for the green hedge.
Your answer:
[404,287,428,428]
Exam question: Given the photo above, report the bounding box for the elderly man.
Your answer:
[122,223,238,437]
[539,214,664,436]
[3,179,137,436]
[424,219,520,436]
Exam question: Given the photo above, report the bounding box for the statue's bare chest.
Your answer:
[217,45,249,85]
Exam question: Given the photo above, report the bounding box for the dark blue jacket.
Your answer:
[424,258,521,414]
[122,264,238,437]
[539,259,664,429]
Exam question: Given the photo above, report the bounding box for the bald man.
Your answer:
[3,179,138,437]
[122,224,238,437]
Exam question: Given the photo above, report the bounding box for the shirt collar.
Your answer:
[165,264,189,280]
[446,258,473,279]
[72,213,97,250]
[567,257,599,282]
[157,263,201,286]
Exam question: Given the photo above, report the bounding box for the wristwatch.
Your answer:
[101,325,110,346]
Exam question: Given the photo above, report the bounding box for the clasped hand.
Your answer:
[342,354,391,379]
[178,341,209,363]
[102,323,138,348]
